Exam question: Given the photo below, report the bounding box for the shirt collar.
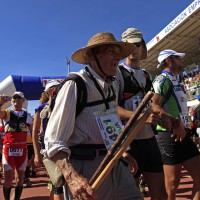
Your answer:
[87,65,112,89]
[123,63,140,70]
[162,70,174,77]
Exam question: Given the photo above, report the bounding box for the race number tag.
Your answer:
[179,113,190,128]
[94,109,123,150]
[8,148,23,156]
[132,96,150,112]
[132,96,142,111]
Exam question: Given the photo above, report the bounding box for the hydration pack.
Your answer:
[118,65,152,105]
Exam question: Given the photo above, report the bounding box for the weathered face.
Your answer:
[90,44,122,79]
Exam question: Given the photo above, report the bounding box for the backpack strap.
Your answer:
[161,76,174,107]
[70,74,87,117]
[85,66,116,109]
[142,69,153,92]
[86,85,116,107]
[50,71,116,117]
[118,65,144,105]
[50,74,87,117]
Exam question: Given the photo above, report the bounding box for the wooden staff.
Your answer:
[92,107,153,190]
[89,91,154,185]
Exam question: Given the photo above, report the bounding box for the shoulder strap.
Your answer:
[161,77,174,107]
[70,74,87,117]
[50,74,87,117]
[142,69,153,92]
[118,65,142,105]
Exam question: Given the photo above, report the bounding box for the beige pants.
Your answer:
[67,155,143,200]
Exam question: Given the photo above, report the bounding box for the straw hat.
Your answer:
[71,32,136,64]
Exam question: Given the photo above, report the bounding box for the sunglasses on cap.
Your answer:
[134,42,142,48]
[12,95,22,100]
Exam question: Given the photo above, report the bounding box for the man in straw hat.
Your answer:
[152,49,200,199]
[44,32,144,199]
[116,28,167,199]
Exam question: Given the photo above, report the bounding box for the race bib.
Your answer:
[132,96,142,111]
[94,109,123,150]
[8,148,23,156]
[132,96,150,112]
[179,113,190,128]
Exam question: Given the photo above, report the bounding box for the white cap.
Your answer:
[44,80,60,91]
[13,91,25,99]
[157,49,185,68]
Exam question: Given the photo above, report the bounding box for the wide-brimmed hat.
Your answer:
[157,49,185,68]
[71,32,136,64]
[121,28,147,60]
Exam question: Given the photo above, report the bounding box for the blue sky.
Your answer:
[0,0,194,114]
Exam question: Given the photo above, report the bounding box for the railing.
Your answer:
[186,84,200,101]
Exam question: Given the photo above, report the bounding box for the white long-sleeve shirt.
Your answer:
[44,66,118,158]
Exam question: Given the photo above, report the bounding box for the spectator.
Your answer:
[0,92,33,200]
[152,49,200,199]
[44,32,143,200]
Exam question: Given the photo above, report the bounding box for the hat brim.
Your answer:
[71,41,136,64]
[125,37,141,43]
[13,92,25,99]
[173,52,185,58]
[122,38,147,60]
[141,39,147,60]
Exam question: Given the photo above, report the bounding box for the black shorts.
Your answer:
[129,136,163,178]
[27,145,34,160]
[157,131,200,165]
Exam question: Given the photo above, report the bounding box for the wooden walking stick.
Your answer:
[92,107,153,190]
[89,91,154,185]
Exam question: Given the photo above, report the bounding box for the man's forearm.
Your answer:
[152,104,176,121]
[118,106,134,121]
[51,151,78,184]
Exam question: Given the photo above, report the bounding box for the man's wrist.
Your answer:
[172,118,181,129]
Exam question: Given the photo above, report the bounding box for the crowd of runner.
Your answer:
[0,28,200,200]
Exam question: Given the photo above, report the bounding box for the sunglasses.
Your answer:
[171,56,182,60]
[135,42,142,48]
[12,95,22,100]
